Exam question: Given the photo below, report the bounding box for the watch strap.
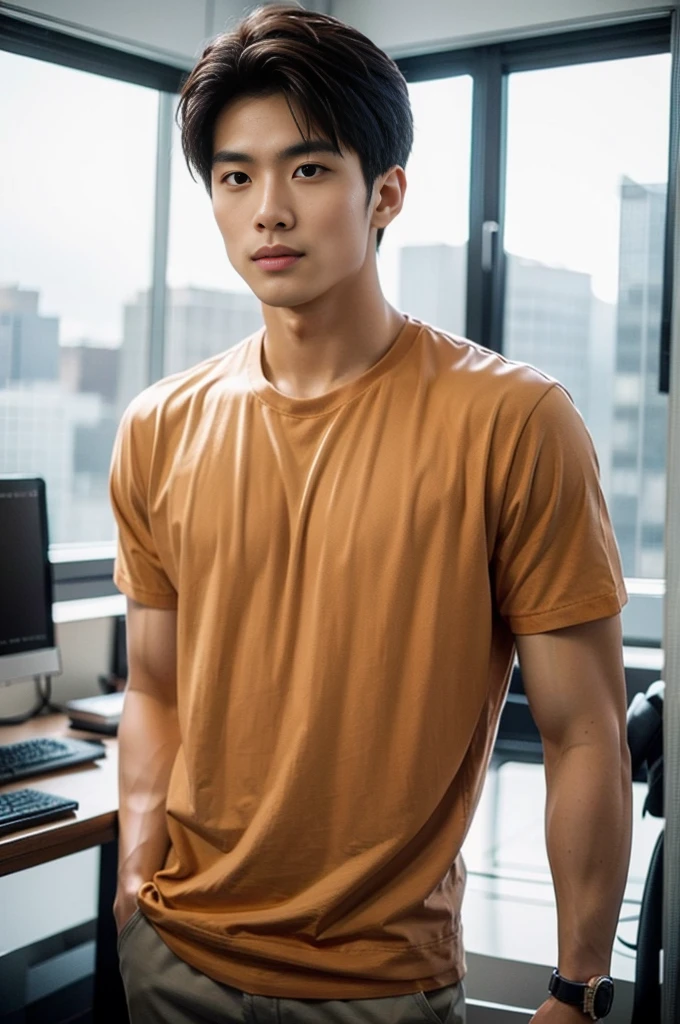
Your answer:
[548,969,614,1019]
[549,968,587,1007]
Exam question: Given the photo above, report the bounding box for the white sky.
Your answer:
[0,49,671,345]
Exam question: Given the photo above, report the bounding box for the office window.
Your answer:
[502,54,671,579]
[378,75,473,335]
[0,50,158,546]
[164,116,264,377]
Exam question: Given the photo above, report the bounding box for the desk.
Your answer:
[0,713,126,1022]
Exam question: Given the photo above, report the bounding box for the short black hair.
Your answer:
[176,3,414,249]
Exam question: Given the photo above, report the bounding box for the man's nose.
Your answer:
[254,178,295,231]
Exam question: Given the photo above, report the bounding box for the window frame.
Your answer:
[398,15,674,647]
[0,10,675,642]
[0,11,186,602]
[397,15,673,357]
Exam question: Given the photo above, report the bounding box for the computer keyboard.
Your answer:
[0,736,106,785]
[0,788,79,837]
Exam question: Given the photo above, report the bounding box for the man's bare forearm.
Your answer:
[544,738,632,980]
[116,688,181,898]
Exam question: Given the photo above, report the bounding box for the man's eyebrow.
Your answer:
[212,139,341,168]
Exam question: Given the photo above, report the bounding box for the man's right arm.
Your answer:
[113,597,181,932]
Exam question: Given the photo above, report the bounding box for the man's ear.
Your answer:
[370,166,407,231]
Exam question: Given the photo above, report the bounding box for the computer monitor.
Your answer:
[0,476,61,685]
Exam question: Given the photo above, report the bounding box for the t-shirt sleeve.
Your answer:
[109,401,178,610]
[492,383,627,634]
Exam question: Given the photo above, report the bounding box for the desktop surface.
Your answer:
[0,713,119,876]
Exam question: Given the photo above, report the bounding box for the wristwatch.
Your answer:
[548,969,615,1019]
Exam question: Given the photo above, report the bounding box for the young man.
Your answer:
[110,5,632,1023]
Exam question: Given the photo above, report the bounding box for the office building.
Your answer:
[588,295,618,499]
[61,344,121,491]
[398,251,616,487]
[610,178,667,578]
[165,286,262,375]
[503,257,619,499]
[117,285,263,414]
[60,342,120,405]
[399,243,467,337]
[0,294,119,541]
[0,383,103,543]
[0,285,59,385]
[117,289,150,417]
[503,255,594,421]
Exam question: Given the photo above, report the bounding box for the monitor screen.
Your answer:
[0,477,61,684]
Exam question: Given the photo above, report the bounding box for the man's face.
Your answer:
[210,92,380,308]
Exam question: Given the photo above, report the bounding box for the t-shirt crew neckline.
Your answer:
[246,315,422,417]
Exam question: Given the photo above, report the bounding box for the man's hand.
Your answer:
[530,997,592,1022]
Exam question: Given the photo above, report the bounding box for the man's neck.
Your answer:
[259,288,406,401]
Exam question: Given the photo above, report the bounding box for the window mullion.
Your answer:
[466,47,506,352]
[148,91,174,386]
[659,9,680,395]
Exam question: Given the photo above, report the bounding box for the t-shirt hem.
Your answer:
[506,585,627,635]
[145,919,465,999]
[113,569,178,610]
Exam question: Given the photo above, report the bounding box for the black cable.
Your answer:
[617,912,642,951]
[38,673,63,715]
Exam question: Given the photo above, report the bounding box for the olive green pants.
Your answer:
[118,909,466,1024]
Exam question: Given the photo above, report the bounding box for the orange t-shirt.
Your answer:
[110,316,626,998]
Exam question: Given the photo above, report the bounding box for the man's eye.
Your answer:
[223,171,250,185]
[293,164,325,179]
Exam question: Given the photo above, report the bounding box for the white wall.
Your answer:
[1,1,330,65]
[3,0,672,64]
[2,0,211,64]
[333,0,672,55]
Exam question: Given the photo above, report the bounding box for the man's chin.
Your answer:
[258,296,313,310]
[248,284,326,310]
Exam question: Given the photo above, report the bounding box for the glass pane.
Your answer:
[0,51,158,546]
[378,75,473,335]
[165,116,263,377]
[503,54,671,579]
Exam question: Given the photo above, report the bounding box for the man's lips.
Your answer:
[252,246,303,259]
[252,248,304,272]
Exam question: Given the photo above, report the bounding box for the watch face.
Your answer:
[593,978,615,1017]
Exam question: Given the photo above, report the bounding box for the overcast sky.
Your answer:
[0,49,671,345]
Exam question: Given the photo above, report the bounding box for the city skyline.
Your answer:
[0,45,671,580]
[610,179,667,578]
[0,177,667,578]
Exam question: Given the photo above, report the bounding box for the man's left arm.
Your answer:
[516,613,633,1022]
